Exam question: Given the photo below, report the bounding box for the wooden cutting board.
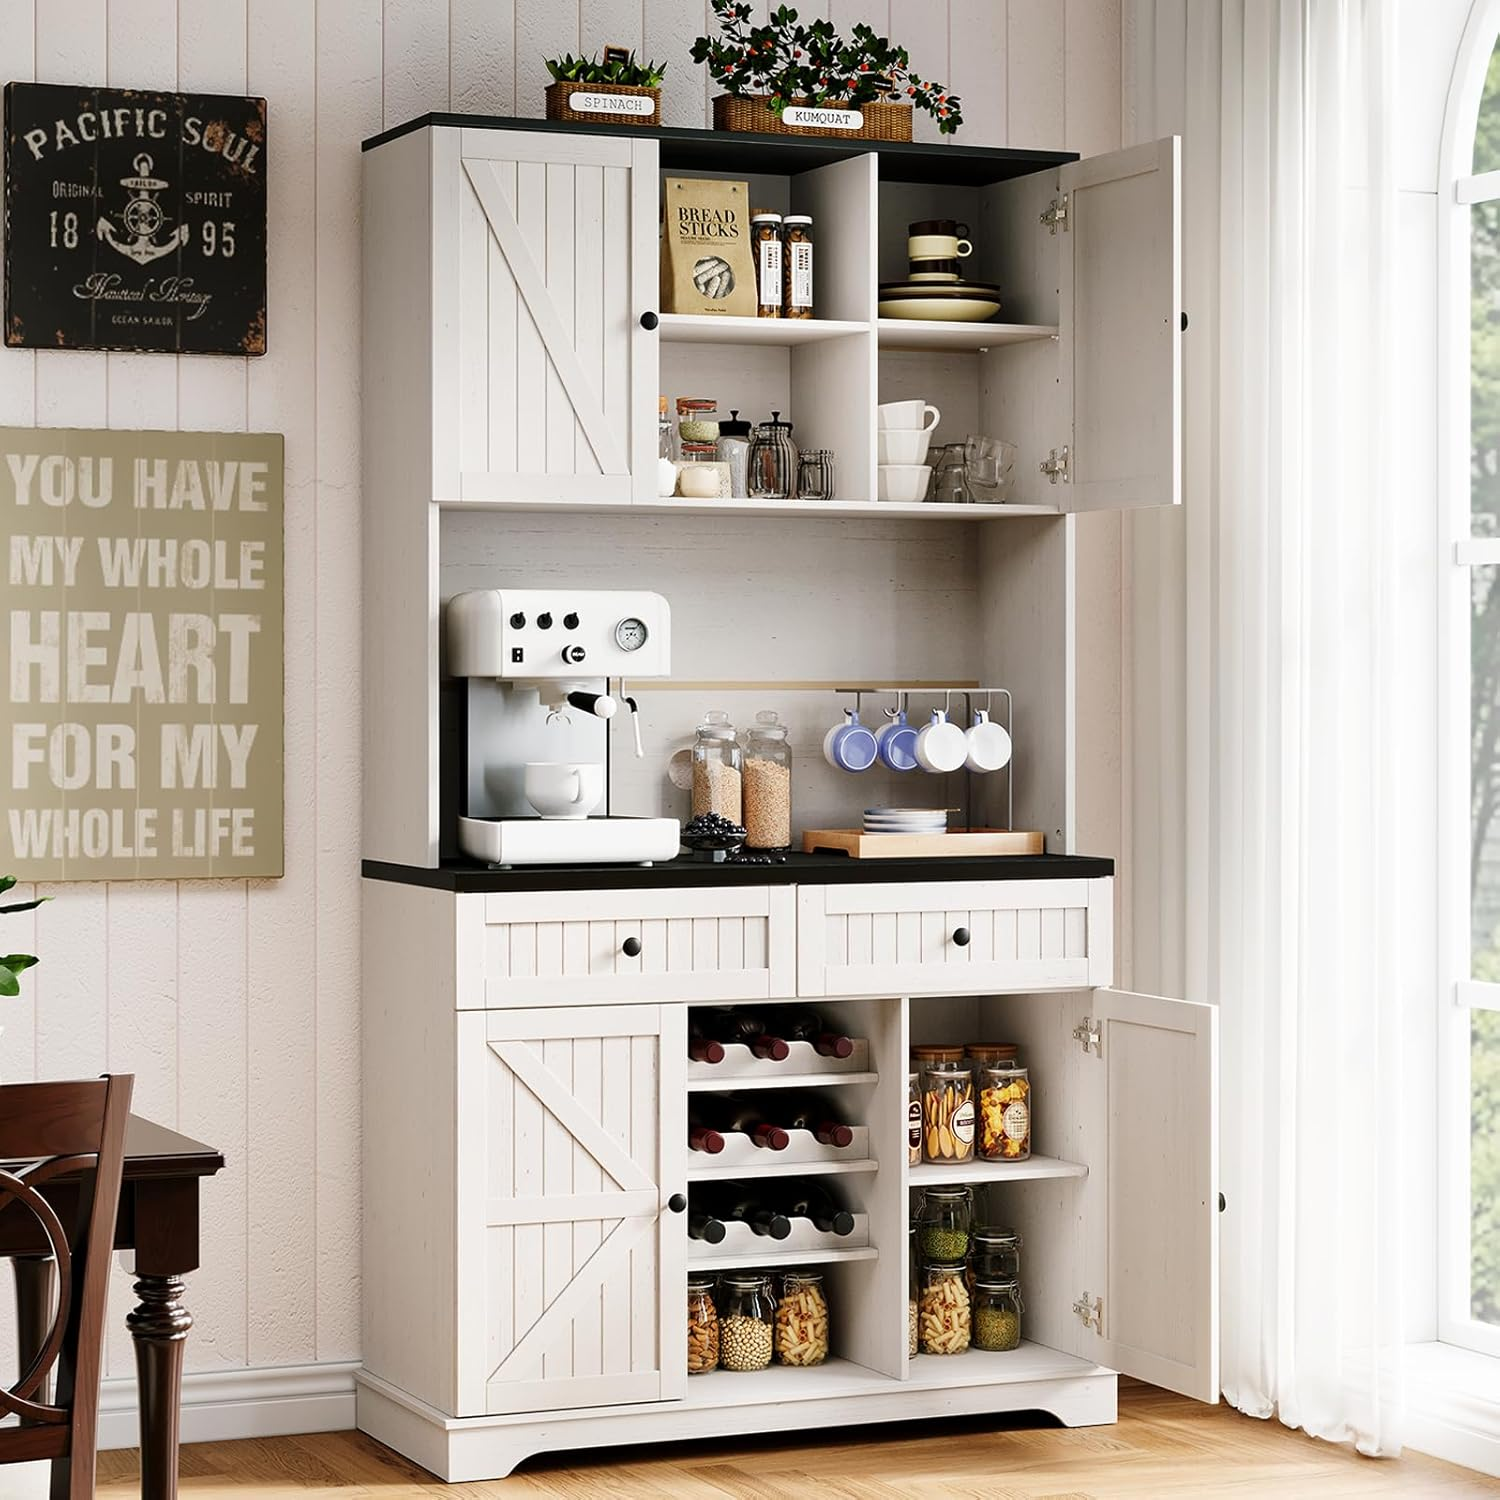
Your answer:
[802,829,1046,858]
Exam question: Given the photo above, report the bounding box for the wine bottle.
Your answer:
[782,1093,854,1148]
[695,1095,789,1150]
[778,1179,856,1237]
[696,1007,790,1061]
[688,1123,726,1154]
[701,1181,791,1240]
[687,1015,725,1064]
[688,1210,727,1244]
[779,1007,855,1059]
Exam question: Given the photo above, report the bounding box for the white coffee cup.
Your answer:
[963,711,1013,773]
[877,429,933,466]
[524,761,604,819]
[877,400,941,432]
[914,710,968,773]
[876,464,933,503]
[908,233,973,259]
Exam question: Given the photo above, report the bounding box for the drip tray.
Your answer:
[458,815,681,867]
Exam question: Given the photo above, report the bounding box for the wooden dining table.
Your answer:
[1,1113,224,1500]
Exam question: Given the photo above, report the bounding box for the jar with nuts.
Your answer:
[914,1045,976,1163]
[740,709,792,850]
[919,1262,972,1355]
[774,1271,829,1366]
[718,1274,775,1371]
[687,1275,720,1374]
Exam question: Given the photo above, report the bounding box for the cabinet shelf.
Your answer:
[907,1154,1088,1186]
[659,313,869,346]
[687,1244,879,1272]
[439,495,1062,521]
[687,1070,878,1093]
[877,318,1058,353]
[688,1155,879,1183]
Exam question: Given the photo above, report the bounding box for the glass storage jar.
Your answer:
[675,396,720,464]
[796,448,835,502]
[914,1044,976,1163]
[918,1262,971,1355]
[972,1279,1022,1351]
[715,410,752,499]
[915,1183,972,1263]
[687,1274,720,1374]
[748,411,798,500]
[782,214,814,318]
[691,709,742,823]
[973,1046,1031,1161]
[774,1270,829,1366]
[752,211,783,316]
[908,1223,919,1356]
[970,1226,1022,1285]
[718,1274,775,1370]
[741,709,792,849]
[907,1071,921,1167]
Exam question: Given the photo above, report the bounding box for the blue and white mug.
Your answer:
[877,709,920,772]
[822,709,879,773]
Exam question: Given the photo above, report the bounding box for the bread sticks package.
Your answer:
[661,176,756,317]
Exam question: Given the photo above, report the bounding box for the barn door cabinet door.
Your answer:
[435,128,659,505]
[454,1004,687,1417]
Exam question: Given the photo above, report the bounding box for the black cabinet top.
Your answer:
[363,851,1113,894]
[361,113,1076,187]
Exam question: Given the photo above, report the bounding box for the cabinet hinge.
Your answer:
[1040,445,1070,485]
[1041,194,1070,234]
[1072,1017,1102,1056]
[1073,1292,1103,1332]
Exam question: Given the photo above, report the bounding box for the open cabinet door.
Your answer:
[1057,138,1181,512]
[1089,987,1218,1400]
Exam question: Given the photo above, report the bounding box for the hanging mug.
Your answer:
[877,709,920,772]
[822,709,879,773]
[963,711,1013,773]
[913,710,967,774]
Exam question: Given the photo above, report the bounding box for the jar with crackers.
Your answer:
[914,1044,975,1163]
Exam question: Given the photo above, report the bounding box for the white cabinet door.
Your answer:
[1086,987,1218,1401]
[1058,137,1181,512]
[455,1004,686,1416]
[435,127,658,504]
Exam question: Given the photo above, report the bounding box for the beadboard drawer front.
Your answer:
[797,878,1113,996]
[460,888,798,1007]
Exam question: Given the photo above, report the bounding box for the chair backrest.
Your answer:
[0,1075,132,1489]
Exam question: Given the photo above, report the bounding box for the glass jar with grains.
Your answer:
[691,710,742,823]
[774,1271,829,1366]
[914,1044,976,1163]
[972,1279,1022,1352]
[915,1183,973,1263]
[782,214,814,318]
[687,1275,720,1374]
[718,1274,775,1371]
[752,211,783,317]
[741,709,792,849]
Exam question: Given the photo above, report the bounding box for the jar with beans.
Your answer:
[970,1226,1022,1285]
[918,1262,971,1355]
[972,1045,1030,1161]
[687,1274,719,1374]
[914,1045,975,1163]
[718,1274,775,1371]
[915,1183,972,1263]
[774,1271,829,1366]
[972,1279,1022,1352]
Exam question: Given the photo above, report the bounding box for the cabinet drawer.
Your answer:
[460,887,797,1007]
[797,878,1112,997]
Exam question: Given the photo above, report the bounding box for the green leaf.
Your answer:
[0,877,14,896]
[0,897,48,915]
[2,955,37,974]
[0,965,18,998]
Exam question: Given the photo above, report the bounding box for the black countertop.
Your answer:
[362,851,1114,894]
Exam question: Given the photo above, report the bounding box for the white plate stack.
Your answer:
[863,807,950,836]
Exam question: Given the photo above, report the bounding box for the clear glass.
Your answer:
[715,431,751,498]
[796,449,835,502]
[1473,35,1500,176]
[908,1224,919,1357]
[977,1060,1031,1161]
[972,1280,1022,1351]
[1474,1011,1500,1324]
[970,1227,1022,1285]
[741,709,792,849]
[1474,52,1500,538]
[915,1184,972,1262]
[918,1057,975,1163]
[691,709,742,823]
[774,1271,829,1366]
[688,1275,720,1373]
[748,413,798,500]
[918,1262,971,1355]
[718,1274,775,1370]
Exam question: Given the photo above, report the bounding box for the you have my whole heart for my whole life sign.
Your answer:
[2,427,284,880]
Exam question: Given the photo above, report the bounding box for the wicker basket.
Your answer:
[545,80,661,127]
[712,92,913,141]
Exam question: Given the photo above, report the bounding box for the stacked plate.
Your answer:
[877,279,1004,323]
[863,807,950,836]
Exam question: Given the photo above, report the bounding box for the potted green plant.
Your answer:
[692,0,963,142]
[544,48,668,128]
[0,876,43,999]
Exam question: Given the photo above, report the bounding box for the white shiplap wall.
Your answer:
[0,0,1122,1415]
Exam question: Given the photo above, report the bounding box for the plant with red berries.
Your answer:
[691,0,963,134]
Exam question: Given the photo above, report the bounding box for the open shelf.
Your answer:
[687,1070,878,1093]
[440,495,1060,520]
[908,1154,1088,1186]
[687,1243,879,1272]
[688,1155,879,1183]
[877,319,1058,353]
[660,313,869,346]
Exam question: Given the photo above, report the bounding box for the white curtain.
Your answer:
[1126,0,1406,1454]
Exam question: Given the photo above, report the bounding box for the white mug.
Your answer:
[524,761,604,819]
[908,233,973,259]
[913,710,967,774]
[877,429,933,466]
[963,711,1013,773]
[876,400,941,432]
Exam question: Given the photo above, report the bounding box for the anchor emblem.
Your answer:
[96,153,189,265]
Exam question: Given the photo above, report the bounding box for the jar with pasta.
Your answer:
[914,1045,975,1163]
[974,1046,1031,1161]
[687,1274,719,1374]
[915,1183,972,1263]
[972,1279,1022,1352]
[718,1274,775,1371]
[918,1262,971,1355]
[774,1271,829,1366]
[908,1223,919,1357]
[691,709,742,823]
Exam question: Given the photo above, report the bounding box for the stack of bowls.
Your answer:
[877,400,941,503]
[863,807,949,836]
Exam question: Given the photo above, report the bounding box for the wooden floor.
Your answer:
[90,1382,1500,1497]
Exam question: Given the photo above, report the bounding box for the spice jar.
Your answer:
[715,409,752,499]
[748,411,798,500]
[908,1223,919,1356]
[741,709,792,849]
[688,1274,720,1374]
[916,1183,972,1262]
[972,1279,1022,1352]
[973,1046,1031,1161]
[752,211,783,317]
[676,396,719,465]
[774,1271,829,1366]
[970,1226,1022,1285]
[691,709,742,822]
[718,1274,775,1371]
[918,1262,971,1355]
[796,448,835,502]
[782,214,814,318]
[914,1044,975,1162]
[907,1071,921,1167]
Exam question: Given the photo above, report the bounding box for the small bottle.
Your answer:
[751,211,783,317]
[782,214,814,318]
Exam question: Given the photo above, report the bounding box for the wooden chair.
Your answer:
[0,1075,133,1499]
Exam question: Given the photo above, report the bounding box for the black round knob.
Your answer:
[667,1193,687,1214]
[1181,311,1190,332]
[563,612,580,630]
[508,611,526,629]
[621,936,642,958]
[561,644,587,665]
[1219,1192,1227,1212]
[536,612,553,630]
[952,927,971,947]
[639,310,659,330]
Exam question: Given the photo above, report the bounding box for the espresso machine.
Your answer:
[446,587,681,866]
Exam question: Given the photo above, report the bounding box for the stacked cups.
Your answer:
[877,399,941,503]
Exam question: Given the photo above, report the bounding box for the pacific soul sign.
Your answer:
[2,428,284,880]
[3,84,267,355]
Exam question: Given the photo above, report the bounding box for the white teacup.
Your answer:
[913,710,968,773]
[877,400,941,432]
[876,465,933,503]
[909,233,973,259]
[877,429,933,466]
[525,761,604,819]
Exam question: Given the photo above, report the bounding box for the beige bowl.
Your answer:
[877,464,933,503]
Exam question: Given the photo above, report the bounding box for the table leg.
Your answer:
[126,1273,192,1500]
[12,1254,56,1413]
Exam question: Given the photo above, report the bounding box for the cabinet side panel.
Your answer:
[362,879,458,1410]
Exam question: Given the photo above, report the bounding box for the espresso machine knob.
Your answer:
[561,644,587,665]
[508,611,526,629]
